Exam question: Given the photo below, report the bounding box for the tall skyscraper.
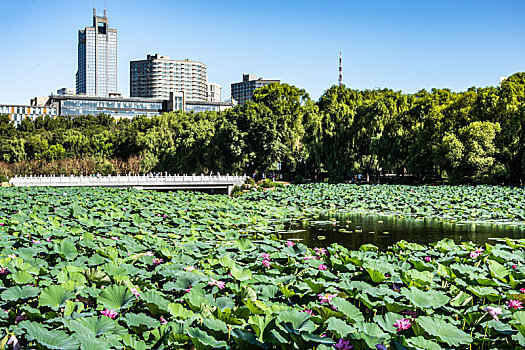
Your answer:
[76,8,117,97]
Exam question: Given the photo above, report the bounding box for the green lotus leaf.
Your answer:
[373,312,404,334]
[69,323,108,350]
[487,259,509,281]
[203,317,228,334]
[1,285,40,301]
[248,314,276,342]
[98,285,134,310]
[168,303,195,319]
[20,321,80,350]
[55,238,78,260]
[123,312,159,328]
[231,265,252,281]
[401,286,450,309]
[406,336,443,350]
[122,334,148,350]
[38,285,75,309]
[326,317,352,338]
[231,328,266,349]
[417,316,473,346]
[11,270,34,284]
[511,311,525,336]
[141,290,170,309]
[277,309,316,334]
[351,321,390,348]
[234,238,254,251]
[186,327,230,349]
[330,297,364,323]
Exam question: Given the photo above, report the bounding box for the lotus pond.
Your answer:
[0,184,524,349]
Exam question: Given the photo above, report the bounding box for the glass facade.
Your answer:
[185,101,232,113]
[76,11,117,97]
[58,97,164,119]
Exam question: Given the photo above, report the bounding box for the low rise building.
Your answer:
[0,103,58,125]
[231,74,280,105]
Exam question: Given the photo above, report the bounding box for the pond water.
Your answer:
[275,213,525,251]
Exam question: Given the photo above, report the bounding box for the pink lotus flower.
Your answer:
[208,278,226,290]
[160,316,168,325]
[184,288,192,293]
[152,258,163,266]
[483,306,503,321]
[302,309,314,315]
[261,253,270,259]
[0,268,8,275]
[31,239,40,244]
[318,293,337,304]
[101,308,118,319]
[111,236,118,240]
[521,288,525,294]
[163,214,167,218]
[286,241,294,247]
[0,223,4,226]
[262,259,271,269]
[393,318,412,331]
[507,300,523,310]
[303,255,316,260]
[424,257,431,262]
[46,237,52,242]
[145,251,154,256]
[183,266,195,271]
[130,287,140,299]
[470,248,484,259]
[122,208,127,211]
[314,247,327,255]
[319,264,328,271]
[512,264,517,269]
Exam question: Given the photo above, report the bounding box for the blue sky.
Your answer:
[0,0,523,105]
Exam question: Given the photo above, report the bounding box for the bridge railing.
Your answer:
[9,174,247,186]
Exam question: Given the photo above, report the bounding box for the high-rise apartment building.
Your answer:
[231,74,280,105]
[76,9,118,97]
[130,54,208,101]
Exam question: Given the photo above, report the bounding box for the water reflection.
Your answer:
[277,213,525,250]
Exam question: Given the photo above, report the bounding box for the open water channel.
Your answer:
[276,213,525,250]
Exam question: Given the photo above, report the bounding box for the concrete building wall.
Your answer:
[130,54,208,101]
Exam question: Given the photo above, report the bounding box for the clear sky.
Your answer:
[0,0,523,105]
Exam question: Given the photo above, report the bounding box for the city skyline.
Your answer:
[0,0,524,105]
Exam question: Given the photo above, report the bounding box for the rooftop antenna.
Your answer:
[93,0,96,16]
[339,51,343,86]
[104,0,107,17]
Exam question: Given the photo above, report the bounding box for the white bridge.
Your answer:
[9,174,247,195]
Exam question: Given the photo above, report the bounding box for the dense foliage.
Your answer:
[2,73,525,184]
[244,183,525,223]
[0,185,525,349]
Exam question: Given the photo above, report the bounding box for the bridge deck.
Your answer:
[9,174,246,195]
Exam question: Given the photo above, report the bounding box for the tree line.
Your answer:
[1,72,525,184]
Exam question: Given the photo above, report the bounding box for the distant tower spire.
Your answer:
[339,52,343,86]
